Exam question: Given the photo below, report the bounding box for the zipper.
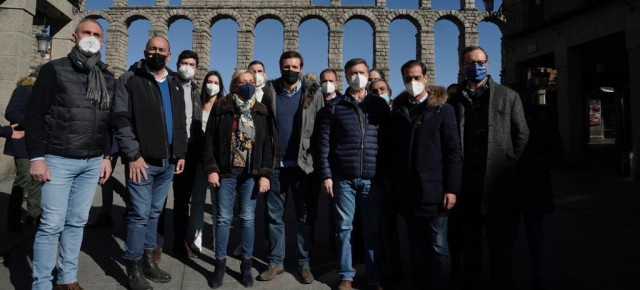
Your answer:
[89,104,97,157]
[354,102,365,177]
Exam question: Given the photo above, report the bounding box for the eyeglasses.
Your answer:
[464,60,488,66]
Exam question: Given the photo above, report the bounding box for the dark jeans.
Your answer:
[7,158,41,221]
[265,167,318,267]
[486,210,519,290]
[157,150,198,250]
[405,215,451,290]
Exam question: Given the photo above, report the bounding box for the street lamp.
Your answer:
[36,6,50,58]
[483,0,494,12]
[36,30,51,57]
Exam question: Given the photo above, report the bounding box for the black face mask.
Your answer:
[281,70,300,85]
[146,53,167,71]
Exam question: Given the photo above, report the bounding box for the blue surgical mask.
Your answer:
[465,64,487,83]
[379,93,390,103]
[237,83,255,101]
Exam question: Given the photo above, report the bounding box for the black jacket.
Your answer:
[24,56,115,159]
[112,60,187,163]
[201,94,273,179]
[317,92,390,180]
[4,80,33,158]
[390,88,463,216]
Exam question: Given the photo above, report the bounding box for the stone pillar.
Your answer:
[376,0,386,8]
[149,21,168,39]
[112,0,127,7]
[50,21,75,60]
[328,30,343,91]
[626,14,640,178]
[417,30,435,85]
[156,0,169,7]
[555,45,585,166]
[373,29,389,82]
[419,0,431,9]
[331,0,341,6]
[283,29,299,52]
[0,0,36,173]
[237,29,255,70]
[461,0,476,10]
[106,25,128,77]
[192,26,211,84]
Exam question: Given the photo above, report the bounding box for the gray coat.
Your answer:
[262,78,324,174]
[450,76,529,214]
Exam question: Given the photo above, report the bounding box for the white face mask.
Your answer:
[255,73,265,87]
[77,36,101,57]
[349,73,368,91]
[205,83,220,97]
[321,81,335,95]
[405,80,425,97]
[178,65,195,80]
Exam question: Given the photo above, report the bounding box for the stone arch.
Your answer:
[205,9,242,29]
[426,10,467,33]
[161,9,198,27]
[250,9,289,30]
[387,10,425,31]
[478,13,506,35]
[121,9,155,28]
[296,9,338,31]
[78,10,113,24]
[340,9,381,31]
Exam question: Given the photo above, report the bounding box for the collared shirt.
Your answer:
[280,81,302,98]
[409,91,429,105]
[180,79,193,139]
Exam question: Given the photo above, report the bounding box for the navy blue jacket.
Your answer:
[4,83,33,158]
[390,88,463,216]
[317,92,390,180]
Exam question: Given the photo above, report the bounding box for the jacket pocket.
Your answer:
[419,171,444,204]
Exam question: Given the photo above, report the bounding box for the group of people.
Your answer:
[6,16,563,290]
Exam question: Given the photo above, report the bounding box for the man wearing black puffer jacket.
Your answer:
[112,36,187,290]
[317,58,390,290]
[24,18,115,290]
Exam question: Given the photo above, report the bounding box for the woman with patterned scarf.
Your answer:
[201,69,274,288]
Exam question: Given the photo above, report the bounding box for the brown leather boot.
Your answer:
[338,280,352,290]
[53,282,84,290]
[153,246,162,263]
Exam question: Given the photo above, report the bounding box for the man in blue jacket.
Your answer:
[390,60,463,289]
[317,58,390,290]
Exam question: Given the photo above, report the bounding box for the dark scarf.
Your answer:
[69,46,110,109]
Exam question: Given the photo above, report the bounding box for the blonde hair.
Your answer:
[17,76,35,87]
[229,69,255,94]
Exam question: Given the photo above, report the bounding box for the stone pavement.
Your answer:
[1,152,640,289]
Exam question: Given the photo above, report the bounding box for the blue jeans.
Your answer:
[333,177,384,284]
[405,215,451,290]
[189,163,217,249]
[32,155,102,289]
[123,159,175,260]
[265,167,316,267]
[215,166,256,260]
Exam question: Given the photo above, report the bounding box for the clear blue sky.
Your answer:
[88,0,503,98]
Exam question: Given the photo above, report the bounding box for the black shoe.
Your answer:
[240,259,254,287]
[124,258,152,290]
[87,213,113,229]
[142,249,171,283]
[208,258,226,289]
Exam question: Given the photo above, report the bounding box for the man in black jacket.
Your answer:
[24,18,115,290]
[113,36,187,290]
[317,58,390,290]
[156,50,203,259]
[390,60,463,289]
